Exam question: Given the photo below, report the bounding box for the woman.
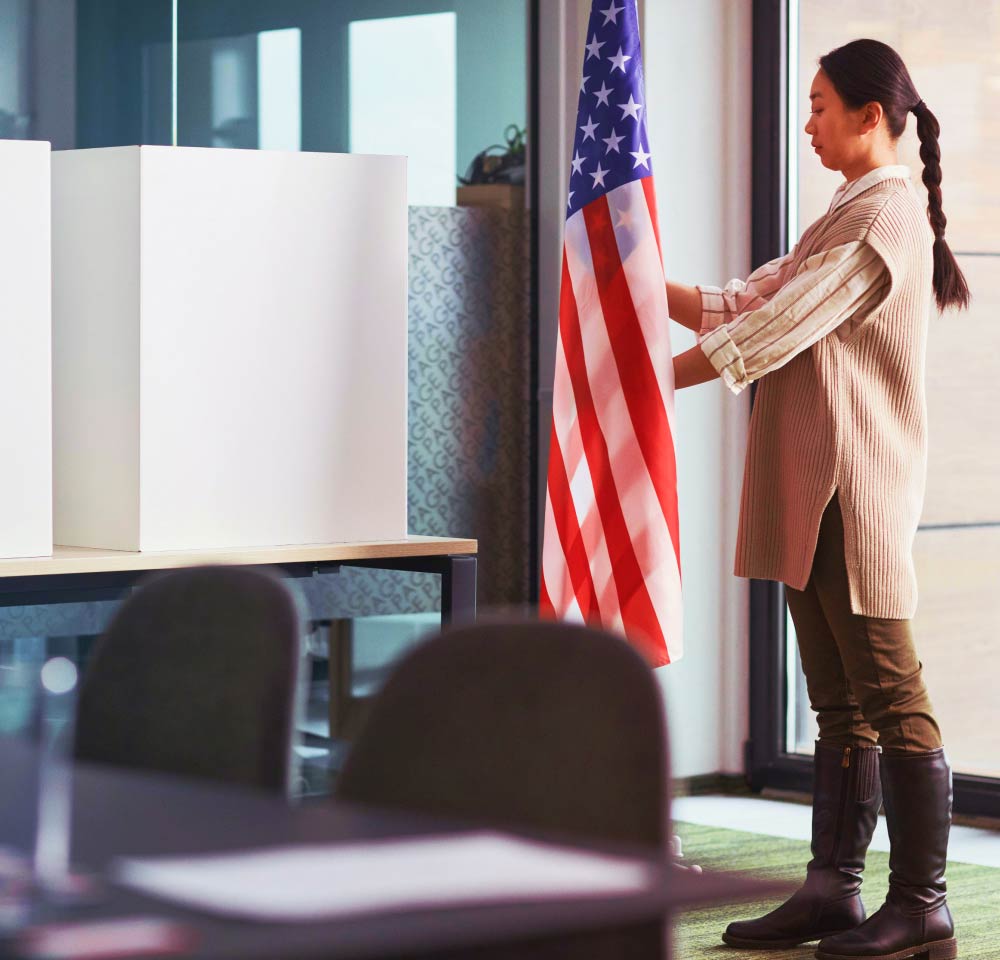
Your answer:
[666,39,970,960]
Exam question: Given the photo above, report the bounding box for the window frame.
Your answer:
[528,0,540,602]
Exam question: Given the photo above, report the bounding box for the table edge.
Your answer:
[0,537,478,578]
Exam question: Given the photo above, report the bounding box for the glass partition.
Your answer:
[8,0,527,199]
[174,0,526,205]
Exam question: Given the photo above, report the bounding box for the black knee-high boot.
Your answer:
[816,747,956,960]
[722,742,881,949]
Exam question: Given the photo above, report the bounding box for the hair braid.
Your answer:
[912,100,970,311]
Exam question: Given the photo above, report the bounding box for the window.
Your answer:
[750,0,1000,814]
[789,0,1000,781]
[349,13,456,206]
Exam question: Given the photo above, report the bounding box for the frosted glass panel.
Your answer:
[349,13,457,206]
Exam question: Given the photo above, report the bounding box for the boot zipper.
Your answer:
[830,747,853,864]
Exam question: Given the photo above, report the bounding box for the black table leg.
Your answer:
[440,555,477,625]
[341,554,478,626]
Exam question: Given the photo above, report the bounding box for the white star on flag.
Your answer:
[593,81,613,107]
[602,128,625,153]
[570,150,586,175]
[580,74,590,93]
[600,1,624,25]
[608,46,632,74]
[613,204,635,231]
[585,34,605,60]
[630,143,652,169]
[589,162,609,188]
[579,115,599,141]
[618,93,642,121]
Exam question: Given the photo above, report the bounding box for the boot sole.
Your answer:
[721,929,853,950]
[815,936,958,960]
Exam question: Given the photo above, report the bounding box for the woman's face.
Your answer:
[803,68,880,176]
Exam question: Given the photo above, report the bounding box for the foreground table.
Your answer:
[0,741,787,959]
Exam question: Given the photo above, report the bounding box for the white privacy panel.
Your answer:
[53,145,408,552]
[0,139,52,558]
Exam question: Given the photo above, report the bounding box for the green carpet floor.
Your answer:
[672,820,1000,960]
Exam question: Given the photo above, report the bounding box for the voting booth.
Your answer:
[0,139,52,559]
[52,145,408,552]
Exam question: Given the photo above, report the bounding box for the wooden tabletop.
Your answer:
[0,536,477,579]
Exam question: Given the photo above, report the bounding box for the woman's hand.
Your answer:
[665,278,723,389]
[665,280,703,333]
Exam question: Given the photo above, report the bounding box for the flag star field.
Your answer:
[568,1,652,217]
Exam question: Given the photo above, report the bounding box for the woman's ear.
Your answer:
[859,100,884,136]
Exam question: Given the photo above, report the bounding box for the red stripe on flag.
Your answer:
[641,177,663,263]
[557,251,667,662]
[543,422,602,623]
[581,196,682,573]
[539,572,553,616]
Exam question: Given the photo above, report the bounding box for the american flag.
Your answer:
[539,0,682,666]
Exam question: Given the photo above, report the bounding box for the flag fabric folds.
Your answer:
[539,0,682,666]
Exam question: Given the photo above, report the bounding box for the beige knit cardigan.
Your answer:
[734,175,935,618]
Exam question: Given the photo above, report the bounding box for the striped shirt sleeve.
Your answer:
[696,241,889,396]
[695,246,800,338]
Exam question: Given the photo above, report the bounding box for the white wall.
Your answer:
[536,0,754,778]
[643,0,753,778]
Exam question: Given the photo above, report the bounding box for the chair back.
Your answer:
[337,618,669,849]
[75,565,300,793]
[336,619,671,959]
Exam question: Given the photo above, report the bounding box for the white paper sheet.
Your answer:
[114,831,652,922]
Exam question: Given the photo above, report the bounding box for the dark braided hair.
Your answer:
[819,39,970,313]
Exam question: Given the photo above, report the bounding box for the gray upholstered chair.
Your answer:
[75,565,300,793]
[336,618,671,959]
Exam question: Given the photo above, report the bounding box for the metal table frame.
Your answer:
[0,553,477,622]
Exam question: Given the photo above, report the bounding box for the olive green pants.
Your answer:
[785,492,943,756]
